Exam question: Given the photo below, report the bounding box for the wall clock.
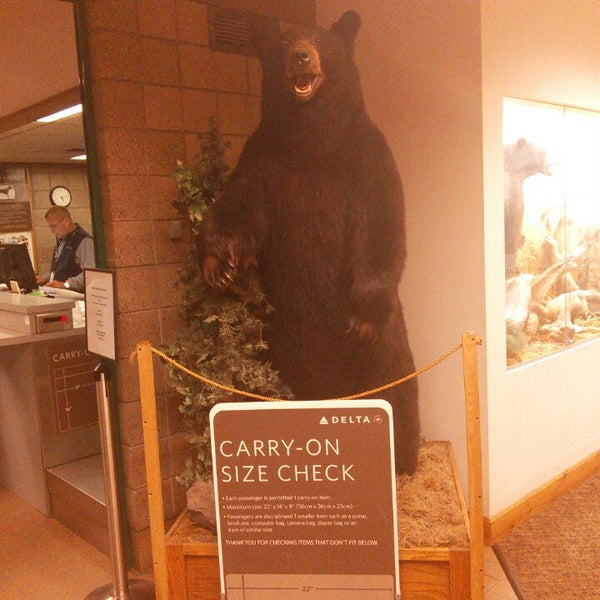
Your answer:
[50,185,72,207]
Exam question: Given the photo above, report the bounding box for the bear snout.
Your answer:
[285,41,320,72]
[284,41,324,101]
[293,50,310,67]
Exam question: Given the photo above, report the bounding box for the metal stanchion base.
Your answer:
[84,578,155,600]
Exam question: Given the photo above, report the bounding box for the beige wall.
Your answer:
[319,0,600,521]
[317,0,486,504]
[0,0,78,119]
[481,0,600,516]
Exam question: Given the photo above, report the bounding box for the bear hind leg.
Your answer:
[388,379,420,475]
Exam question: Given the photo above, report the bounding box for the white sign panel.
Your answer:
[85,268,116,360]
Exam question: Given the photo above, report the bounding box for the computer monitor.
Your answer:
[0,243,38,293]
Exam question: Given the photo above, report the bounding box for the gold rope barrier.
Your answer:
[149,341,463,402]
[137,334,483,600]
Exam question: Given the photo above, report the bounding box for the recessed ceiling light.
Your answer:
[37,104,82,123]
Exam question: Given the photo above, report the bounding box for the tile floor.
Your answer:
[1,485,516,599]
[484,545,519,600]
[1,486,113,600]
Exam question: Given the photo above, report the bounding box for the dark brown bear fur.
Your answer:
[200,11,420,474]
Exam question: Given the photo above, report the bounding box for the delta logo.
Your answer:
[319,414,374,425]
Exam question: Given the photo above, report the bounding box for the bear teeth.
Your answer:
[293,75,320,99]
[295,84,312,97]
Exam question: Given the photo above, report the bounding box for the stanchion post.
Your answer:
[137,341,169,600]
[85,363,155,600]
[96,363,130,596]
[462,332,484,600]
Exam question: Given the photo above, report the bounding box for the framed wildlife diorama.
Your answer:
[504,98,600,366]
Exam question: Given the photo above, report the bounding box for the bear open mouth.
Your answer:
[292,74,323,101]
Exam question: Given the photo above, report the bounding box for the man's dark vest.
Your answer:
[50,224,92,282]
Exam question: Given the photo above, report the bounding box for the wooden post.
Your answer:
[462,332,484,600]
[137,340,169,600]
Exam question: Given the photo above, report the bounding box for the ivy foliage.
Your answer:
[163,119,292,486]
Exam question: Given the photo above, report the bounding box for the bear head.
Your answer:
[504,138,552,179]
[254,11,365,156]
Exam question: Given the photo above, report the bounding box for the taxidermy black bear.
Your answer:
[504,138,551,275]
[200,11,420,474]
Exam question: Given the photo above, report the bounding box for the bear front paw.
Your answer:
[202,250,239,290]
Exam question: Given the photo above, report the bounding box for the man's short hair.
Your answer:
[45,205,72,221]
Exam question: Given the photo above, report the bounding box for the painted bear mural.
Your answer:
[200,11,420,474]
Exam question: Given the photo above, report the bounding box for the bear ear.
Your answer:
[331,10,361,45]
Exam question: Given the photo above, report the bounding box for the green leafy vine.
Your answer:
[163,119,291,486]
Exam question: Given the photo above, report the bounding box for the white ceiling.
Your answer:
[0,0,84,165]
[0,115,85,165]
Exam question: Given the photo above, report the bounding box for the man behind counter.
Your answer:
[36,206,95,293]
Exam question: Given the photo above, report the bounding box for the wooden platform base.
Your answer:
[165,442,471,600]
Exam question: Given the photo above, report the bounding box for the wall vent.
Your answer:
[208,6,278,56]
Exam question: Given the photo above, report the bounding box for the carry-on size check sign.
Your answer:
[210,399,400,600]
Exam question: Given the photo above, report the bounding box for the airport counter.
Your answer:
[0,291,100,514]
